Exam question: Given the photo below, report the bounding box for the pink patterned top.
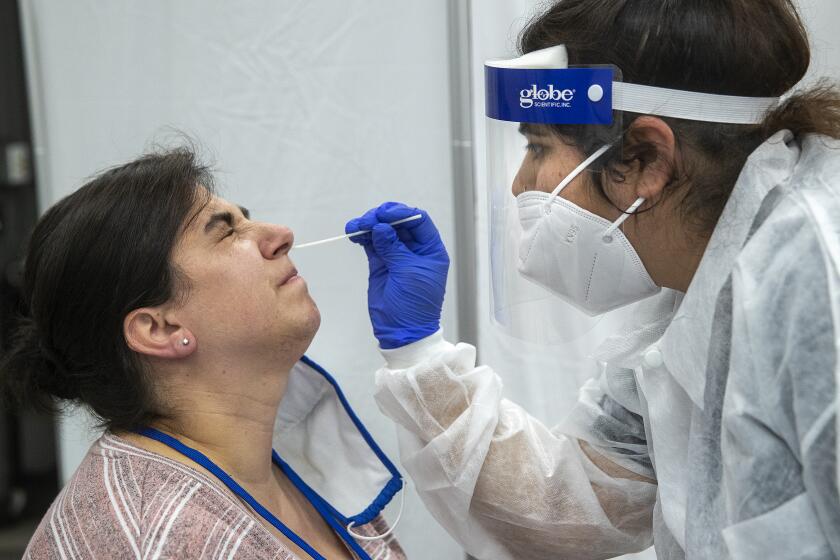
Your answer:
[24,433,406,559]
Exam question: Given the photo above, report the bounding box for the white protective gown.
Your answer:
[372,131,840,559]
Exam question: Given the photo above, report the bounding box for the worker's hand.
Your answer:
[345,202,449,349]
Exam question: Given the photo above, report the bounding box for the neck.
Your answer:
[150,354,293,487]
[630,206,711,294]
[658,236,708,293]
[154,405,277,486]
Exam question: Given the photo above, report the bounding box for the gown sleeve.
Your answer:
[374,332,657,560]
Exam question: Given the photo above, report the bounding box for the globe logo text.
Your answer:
[519,85,575,109]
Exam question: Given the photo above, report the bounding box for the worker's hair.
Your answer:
[0,146,214,432]
[520,0,840,234]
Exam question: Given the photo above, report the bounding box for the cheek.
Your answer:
[514,143,590,195]
[528,156,620,221]
[513,156,569,195]
[191,254,271,316]
[565,174,626,222]
[536,161,568,191]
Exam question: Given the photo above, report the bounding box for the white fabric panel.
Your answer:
[21,1,460,557]
[469,2,643,559]
[470,0,635,438]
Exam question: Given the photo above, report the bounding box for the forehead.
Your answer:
[519,123,551,136]
[201,196,241,217]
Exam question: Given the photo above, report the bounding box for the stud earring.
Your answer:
[181,338,190,346]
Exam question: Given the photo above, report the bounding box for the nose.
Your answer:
[259,223,294,259]
[511,173,526,197]
[512,166,530,197]
[512,154,536,197]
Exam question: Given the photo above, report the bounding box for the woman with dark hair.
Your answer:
[345,1,840,558]
[1,148,406,559]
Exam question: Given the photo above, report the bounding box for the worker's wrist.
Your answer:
[379,330,453,370]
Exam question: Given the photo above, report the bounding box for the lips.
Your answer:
[278,268,299,286]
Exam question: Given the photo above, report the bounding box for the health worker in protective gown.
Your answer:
[345,0,840,559]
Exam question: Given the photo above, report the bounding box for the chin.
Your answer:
[271,311,321,368]
[269,294,321,358]
[295,297,322,346]
[304,303,322,336]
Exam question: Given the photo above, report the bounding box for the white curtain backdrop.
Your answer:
[20,1,462,558]
[798,0,840,81]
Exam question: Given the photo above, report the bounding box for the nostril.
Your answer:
[264,225,294,258]
[275,241,291,256]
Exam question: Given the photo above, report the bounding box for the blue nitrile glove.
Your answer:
[345,202,450,349]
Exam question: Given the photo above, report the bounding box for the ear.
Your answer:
[123,306,195,359]
[624,116,677,201]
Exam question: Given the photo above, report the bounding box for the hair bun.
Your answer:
[36,336,79,400]
[0,316,79,409]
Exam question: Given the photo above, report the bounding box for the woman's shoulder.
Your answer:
[798,134,840,182]
[735,155,833,295]
[733,182,831,352]
[731,168,836,396]
[24,434,409,559]
[24,433,287,559]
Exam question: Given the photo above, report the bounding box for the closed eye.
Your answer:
[205,204,251,237]
[525,142,547,158]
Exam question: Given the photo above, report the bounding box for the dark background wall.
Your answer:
[0,0,58,552]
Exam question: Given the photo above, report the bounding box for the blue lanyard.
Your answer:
[137,427,371,560]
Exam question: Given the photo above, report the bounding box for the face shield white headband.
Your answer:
[491,45,783,314]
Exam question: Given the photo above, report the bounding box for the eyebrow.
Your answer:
[518,123,549,137]
[204,205,251,234]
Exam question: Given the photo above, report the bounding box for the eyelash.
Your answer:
[526,143,546,158]
[222,228,235,239]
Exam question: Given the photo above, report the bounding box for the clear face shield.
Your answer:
[485,46,632,345]
[484,45,782,345]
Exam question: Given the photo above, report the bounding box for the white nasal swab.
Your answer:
[292,214,423,250]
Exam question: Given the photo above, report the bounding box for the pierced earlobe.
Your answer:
[181,338,190,346]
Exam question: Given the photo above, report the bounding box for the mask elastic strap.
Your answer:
[345,480,406,542]
[545,144,613,211]
[602,197,645,242]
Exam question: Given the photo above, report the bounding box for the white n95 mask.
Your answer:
[516,145,661,316]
